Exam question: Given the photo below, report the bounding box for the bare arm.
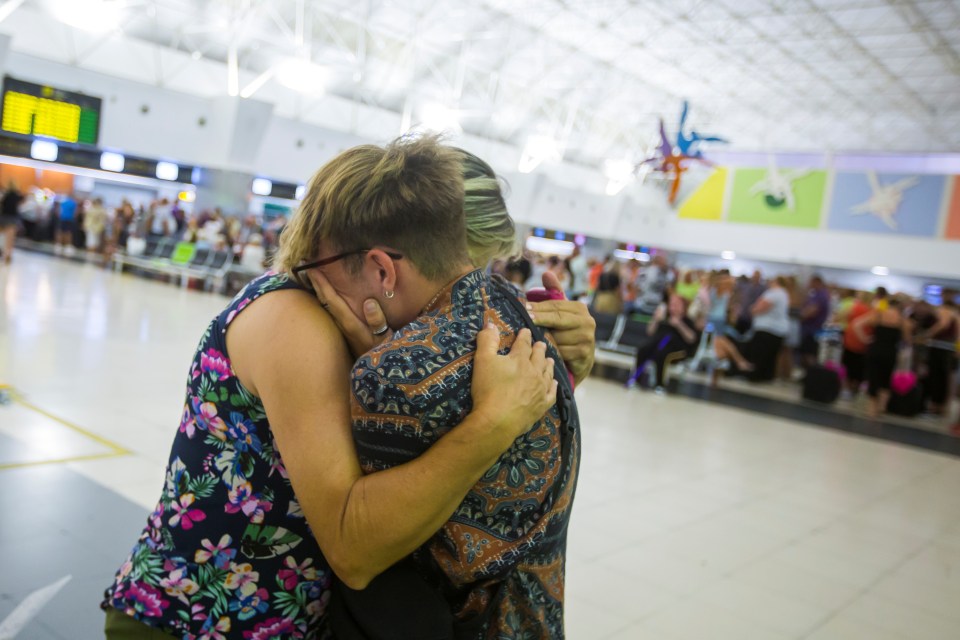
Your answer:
[228,290,556,589]
[852,311,876,344]
[921,308,952,340]
[751,297,773,317]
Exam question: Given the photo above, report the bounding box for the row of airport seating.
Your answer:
[589,309,729,384]
[591,310,651,355]
[112,238,236,291]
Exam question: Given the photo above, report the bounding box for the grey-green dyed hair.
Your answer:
[458,149,518,268]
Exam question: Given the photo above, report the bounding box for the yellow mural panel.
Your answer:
[678,167,727,220]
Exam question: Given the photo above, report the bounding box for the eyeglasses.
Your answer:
[292,249,403,276]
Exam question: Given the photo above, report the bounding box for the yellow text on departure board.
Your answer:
[2,91,81,143]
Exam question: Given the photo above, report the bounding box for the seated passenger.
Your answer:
[628,293,699,392]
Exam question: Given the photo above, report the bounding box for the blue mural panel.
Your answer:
[826,172,946,237]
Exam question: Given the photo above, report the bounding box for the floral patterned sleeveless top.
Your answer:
[102,272,334,640]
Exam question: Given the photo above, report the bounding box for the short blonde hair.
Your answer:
[458,149,518,268]
[276,135,468,287]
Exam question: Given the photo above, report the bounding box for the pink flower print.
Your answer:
[242,617,297,640]
[169,493,207,530]
[149,503,164,530]
[179,402,197,439]
[224,563,259,591]
[201,349,233,382]
[159,567,200,605]
[266,444,289,480]
[195,534,237,570]
[191,603,207,622]
[122,583,170,618]
[116,558,133,581]
[277,556,318,591]
[225,298,252,327]
[225,481,272,523]
[199,616,232,640]
[192,398,227,440]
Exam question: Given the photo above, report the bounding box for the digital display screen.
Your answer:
[0,76,101,145]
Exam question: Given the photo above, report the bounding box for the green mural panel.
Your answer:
[727,169,827,228]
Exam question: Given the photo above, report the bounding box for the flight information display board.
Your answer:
[0,76,101,145]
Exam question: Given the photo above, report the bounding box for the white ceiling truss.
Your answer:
[2,0,959,172]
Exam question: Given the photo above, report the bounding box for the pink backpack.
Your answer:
[890,371,917,396]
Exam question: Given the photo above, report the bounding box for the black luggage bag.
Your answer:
[803,366,841,404]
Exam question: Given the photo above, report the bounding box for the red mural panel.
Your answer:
[947,176,960,240]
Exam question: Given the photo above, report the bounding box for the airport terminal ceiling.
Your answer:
[2,0,958,172]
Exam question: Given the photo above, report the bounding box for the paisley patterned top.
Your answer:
[102,272,335,640]
[351,270,581,639]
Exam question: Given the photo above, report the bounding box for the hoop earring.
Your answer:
[384,290,395,299]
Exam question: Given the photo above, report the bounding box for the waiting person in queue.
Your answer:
[283,137,579,638]
[593,255,623,314]
[734,270,765,335]
[101,138,596,639]
[55,192,77,256]
[840,291,874,397]
[919,293,958,416]
[744,275,791,382]
[854,296,913,419]
[0,181,23,265]
[635,253,670,316]
[627,292,699,393]
[84,197,109,254]
[799,275,831,369]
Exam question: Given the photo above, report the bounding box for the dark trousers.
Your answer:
[927,347,956,405]
[866,349,897,397]
[633,335,690,387]
[328,557,456,639]
[746,331,784,382]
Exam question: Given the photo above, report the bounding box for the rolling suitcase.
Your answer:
[803,365,841,404]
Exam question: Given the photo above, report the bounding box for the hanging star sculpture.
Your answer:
[675,100,728,160]
[635,101,728,206]
[850,171,919,230]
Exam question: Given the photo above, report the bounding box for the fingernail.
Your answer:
[364,300,377,313]
[487,321,496,331]
[525,303,533,311]
[528,312,535,320]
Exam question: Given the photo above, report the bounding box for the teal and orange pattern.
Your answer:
[351,270,581,638]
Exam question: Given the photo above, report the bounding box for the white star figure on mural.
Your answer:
[749,156,809,211]
[850,171,919,230]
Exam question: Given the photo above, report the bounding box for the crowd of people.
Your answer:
[3,180,957,429]
[496,250,959,427]
[0,182,284,273]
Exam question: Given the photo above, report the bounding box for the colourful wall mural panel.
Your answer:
[727,168,827,228]
[826,172,945,237]
[946,176,960,241]
[678,168,726,221]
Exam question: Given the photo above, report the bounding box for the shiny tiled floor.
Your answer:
[2,252,960,639]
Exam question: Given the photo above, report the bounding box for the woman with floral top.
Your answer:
[102,142,596,640]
